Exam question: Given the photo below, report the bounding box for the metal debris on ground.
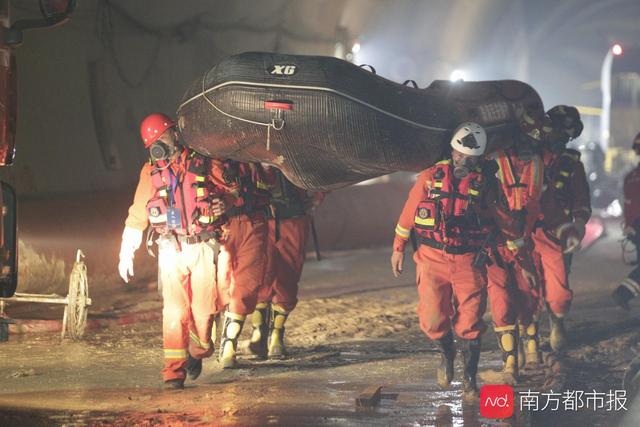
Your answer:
[355,385,383,408]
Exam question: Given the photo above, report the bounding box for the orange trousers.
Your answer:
[158,237,218,382]
[414,245,487,340]
[486,245,540,327]
[532,227,572,316]
[217,214,268,315]
[486,246,517,328]
[257,216,310,312]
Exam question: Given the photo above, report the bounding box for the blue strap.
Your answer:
[168,168,180,206]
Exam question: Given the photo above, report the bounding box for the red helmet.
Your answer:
[140,113,176,148]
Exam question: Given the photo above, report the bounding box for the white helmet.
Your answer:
[450,122,487,156]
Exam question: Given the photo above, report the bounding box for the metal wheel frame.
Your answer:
[62,250,90,340]
[0,250,92,342]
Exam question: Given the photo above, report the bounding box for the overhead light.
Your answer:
[450,69,466,82]
[351,42,361,54]
[612,43,623,56]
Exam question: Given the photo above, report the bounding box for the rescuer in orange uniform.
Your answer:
[248,168,324,359]
[215,160,272,368]
[118,113,234,389]
[481,111,546,383]
[390,122,524,399]
[612,132,640,310]
[533,105,590,353]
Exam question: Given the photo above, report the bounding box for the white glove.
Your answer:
[563,235,581,254]
[557,219,586,239]
[118,256,134,283]
[555,222,574,240]
[118,227,143,283]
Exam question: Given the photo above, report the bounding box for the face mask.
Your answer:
[549,140,566,156]
[452,155,479,178]
[551,128,570,145]
[149,141,177,162]
[453,166,470,179]
[516,139,536,161]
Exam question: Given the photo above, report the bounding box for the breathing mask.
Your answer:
[452,155,480,178]
[149,141,178,162]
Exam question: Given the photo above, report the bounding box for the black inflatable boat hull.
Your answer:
[177,52,543,191]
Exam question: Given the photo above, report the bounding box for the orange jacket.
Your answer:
[538,149,591,230]
[493,147,544,238]
[125,151,235,232]
[410,160,489,252]
[494,148,544,211]
[624,165,640,228]
[393,161,521,253]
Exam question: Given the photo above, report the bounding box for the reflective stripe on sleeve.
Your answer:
[395,224,411,238]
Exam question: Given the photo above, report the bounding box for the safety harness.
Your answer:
[146,151,226,243]
[222,160,271,218]
[495,149,544,211]
[413,160,488,254]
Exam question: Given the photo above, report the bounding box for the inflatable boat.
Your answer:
[177,52,543,191]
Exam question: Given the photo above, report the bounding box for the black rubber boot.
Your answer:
[186,354,202,380]
[612,285,634,311]
[163,378,185,390]
[548,311,567,353]
[248,302,270,359]
[460,337,481,400]
[434,331,456,389]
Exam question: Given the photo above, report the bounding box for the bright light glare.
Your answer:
[450,69,466,82]
[612,43,623,56]
[352,42,361,54]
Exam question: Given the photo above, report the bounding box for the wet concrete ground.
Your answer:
[1,221,640,426]
[0,323,518,426]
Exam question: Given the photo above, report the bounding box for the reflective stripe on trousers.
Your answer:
[159,239,217,381]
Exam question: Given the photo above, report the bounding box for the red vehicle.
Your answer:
[0,0,76,299]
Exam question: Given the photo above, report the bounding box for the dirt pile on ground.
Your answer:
[17,240,67,295]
